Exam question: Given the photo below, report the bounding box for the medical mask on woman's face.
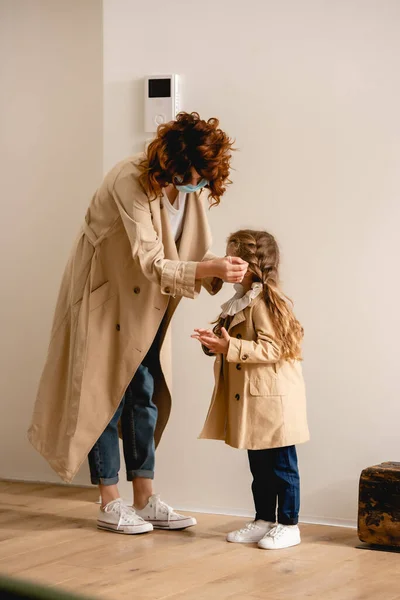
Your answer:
[175,177,209,193]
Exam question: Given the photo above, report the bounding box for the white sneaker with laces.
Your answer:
[258,524,301,549]
[226,520,275,543]
[135,494,197,530]
[97,498,153,534]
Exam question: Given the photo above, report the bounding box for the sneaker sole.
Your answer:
[147,517,197,530]
[227,536,267,544]
[97,521,153,535]
[258,538,301,550]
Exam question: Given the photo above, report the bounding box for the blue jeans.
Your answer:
[248,446,300,525]
[88,344,159,485]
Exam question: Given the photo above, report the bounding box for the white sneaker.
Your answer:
[258,524,301,549]
[135,494,197,530]
[226,520,275,543]
[97,498,153,534]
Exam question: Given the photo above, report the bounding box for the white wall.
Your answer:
[0,0,103,484]
[2,0,398,527]
[104,0,400,525]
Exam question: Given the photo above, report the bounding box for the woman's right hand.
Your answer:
[211,256,248,283]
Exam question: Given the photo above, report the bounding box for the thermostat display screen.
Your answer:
[148,79,171,98]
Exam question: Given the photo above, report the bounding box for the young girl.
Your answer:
[192,230,309,550]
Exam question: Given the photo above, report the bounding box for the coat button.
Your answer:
[236,333,242,339]
[133,287,140,294]
[116,324,120,331]
[236,364,241,370]
[242,354,248,360]
[164,287,171,294]
[235,393,240,400]
[160,202,164,209]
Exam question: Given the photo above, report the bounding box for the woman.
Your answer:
[28,112,247,535]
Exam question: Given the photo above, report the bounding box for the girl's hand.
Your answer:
[191,327,230,354]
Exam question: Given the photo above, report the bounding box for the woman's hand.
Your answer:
[196,256,248,284]
[213,256,248,283]
[191,327,230,354]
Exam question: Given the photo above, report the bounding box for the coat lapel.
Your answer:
[148,190,211,263]
[149,195,179,261]
[178,191,211,262]
[228,310,247,332]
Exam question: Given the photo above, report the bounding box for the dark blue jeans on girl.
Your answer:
[248,446,300,525]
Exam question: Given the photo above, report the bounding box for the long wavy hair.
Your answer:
[222,230,304,361]
[138,112,234,206]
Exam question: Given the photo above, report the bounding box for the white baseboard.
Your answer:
[0,475,93,489]
[126,501,357,530]
[299,515,357,529]
[1,478,357,529]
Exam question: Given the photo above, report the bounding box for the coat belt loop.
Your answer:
[82,221,106,249]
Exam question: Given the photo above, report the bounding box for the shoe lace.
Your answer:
[150,495,180,521]
[268,524,286,538]
[237,521,259,534]
[105,499,141,528]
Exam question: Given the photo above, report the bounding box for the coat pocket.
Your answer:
[249,376,287,397]
[89,281,114,311]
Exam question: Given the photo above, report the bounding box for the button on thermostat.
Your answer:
[154,114,165,126]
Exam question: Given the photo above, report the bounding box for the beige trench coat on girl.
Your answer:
[28,155,220,483]
[199,295,310,450]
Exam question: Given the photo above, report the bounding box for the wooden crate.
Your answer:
[358,461,400,547]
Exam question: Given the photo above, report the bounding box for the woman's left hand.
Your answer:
[191,327,230,354]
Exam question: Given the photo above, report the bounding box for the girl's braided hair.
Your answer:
[223,230,304,361]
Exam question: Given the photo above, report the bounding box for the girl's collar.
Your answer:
[220,282,263,317]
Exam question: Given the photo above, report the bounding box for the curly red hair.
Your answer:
[139,112,234,205]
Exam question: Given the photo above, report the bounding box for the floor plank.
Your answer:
[0,480,399,600]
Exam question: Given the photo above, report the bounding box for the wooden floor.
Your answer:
[0,482,399,600]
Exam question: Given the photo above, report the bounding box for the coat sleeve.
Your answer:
[200,251,223,296]
[226,300,281,364]
[112,166,199,299]
[201,343,216,357]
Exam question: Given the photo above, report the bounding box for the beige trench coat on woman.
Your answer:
[199,295,310,450]
[28,155,220,483]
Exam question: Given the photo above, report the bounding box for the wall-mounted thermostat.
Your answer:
[144,74,180,133]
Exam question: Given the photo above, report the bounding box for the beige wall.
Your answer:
[104,0,400,525]
[2,0,399,526]
[0,0,103,484]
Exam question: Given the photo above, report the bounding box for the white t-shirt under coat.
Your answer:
[162,188,187,241]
